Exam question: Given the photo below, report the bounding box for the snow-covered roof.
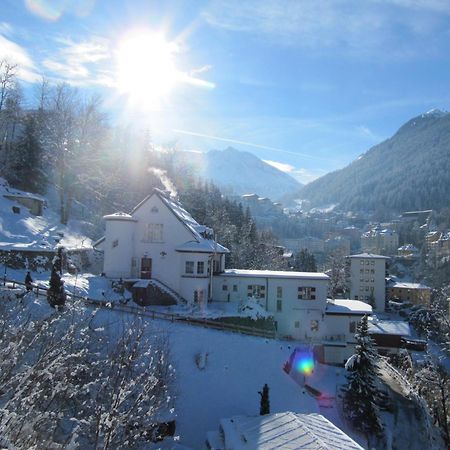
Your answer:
[221,269,329,280]
[398,244,418,252]
[175,240,229,253]
[368,319,411,336]
[133,280,152,288]
[215,412,363,450]
[103,212,137,221]
[387,280,430,290]
[348,253,390,259]
[326,299,373,315]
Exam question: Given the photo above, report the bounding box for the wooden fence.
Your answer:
[1,278,276,339]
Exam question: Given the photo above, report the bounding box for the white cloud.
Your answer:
[263,160,295,173]
[43,36,112,86]
[0,34,39,82]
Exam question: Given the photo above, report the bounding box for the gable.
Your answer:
[132,192,196,244]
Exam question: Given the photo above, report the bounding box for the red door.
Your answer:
[141,258,152,279]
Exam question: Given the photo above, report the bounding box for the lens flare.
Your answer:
[290,349,315,376]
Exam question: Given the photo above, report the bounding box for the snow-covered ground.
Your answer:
[0,177,92,251]
[1,282,323,449]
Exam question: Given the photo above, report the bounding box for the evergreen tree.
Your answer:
[47,266,65,308]
[8,114,46,194]
[342,315,383,441]
[258,383,270,415]
[293,248,317,272]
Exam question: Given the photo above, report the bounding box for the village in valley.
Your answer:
[2,1,450,449]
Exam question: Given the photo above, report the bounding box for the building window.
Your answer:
[112,239,119,248]
[360,260,364,265]
[360,268,364,273]
[294,321,300,328]
[298,286,316,300]
[311,320,319,332]
[185,261,194,274]
[366,261,370,265]
[197,261,205,274]
[277,299,282,312]
[371,261,375,265]
[277,286,283,298]
[144,223,164,242]
[247,285,265,298]
[349,321,357,333]
[222,284,228,291]
[233,284,238,292]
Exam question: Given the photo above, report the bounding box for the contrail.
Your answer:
[172,128,332,161]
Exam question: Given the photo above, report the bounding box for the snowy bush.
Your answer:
[0,297,175,449]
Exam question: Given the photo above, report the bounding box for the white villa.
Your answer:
[95,189,375,364]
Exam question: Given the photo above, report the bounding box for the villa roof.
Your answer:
[221,269,329,280]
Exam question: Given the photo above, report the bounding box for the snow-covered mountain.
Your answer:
[173,147,302,201]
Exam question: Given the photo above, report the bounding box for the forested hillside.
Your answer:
[298,110,450,212]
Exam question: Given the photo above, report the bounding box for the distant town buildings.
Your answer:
[361,225,399,256]
[348,253,389,311]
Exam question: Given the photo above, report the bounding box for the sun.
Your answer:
[115,31,179,106]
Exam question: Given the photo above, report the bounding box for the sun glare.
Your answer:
[116,31,179,106]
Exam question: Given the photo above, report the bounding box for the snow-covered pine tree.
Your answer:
[259,383,270,415]
[47,266,64,308]
[342,315,383,441]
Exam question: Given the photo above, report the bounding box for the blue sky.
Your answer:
[2,0,450,184]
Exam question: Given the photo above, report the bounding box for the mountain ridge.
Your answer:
[297,110,450,212]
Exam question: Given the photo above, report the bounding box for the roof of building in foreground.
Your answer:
[207,412,363,450]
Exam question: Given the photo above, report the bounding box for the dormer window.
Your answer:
[151,206,159,213]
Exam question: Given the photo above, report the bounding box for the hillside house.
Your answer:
[386,279,431,306]
[97,189,377,363]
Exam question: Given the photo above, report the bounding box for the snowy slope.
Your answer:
[0,178,91,251]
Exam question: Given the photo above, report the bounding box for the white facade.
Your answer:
[212,269,329,341]
[348,253,389,311]
[101,189,228,304]
[323,299,372,364]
